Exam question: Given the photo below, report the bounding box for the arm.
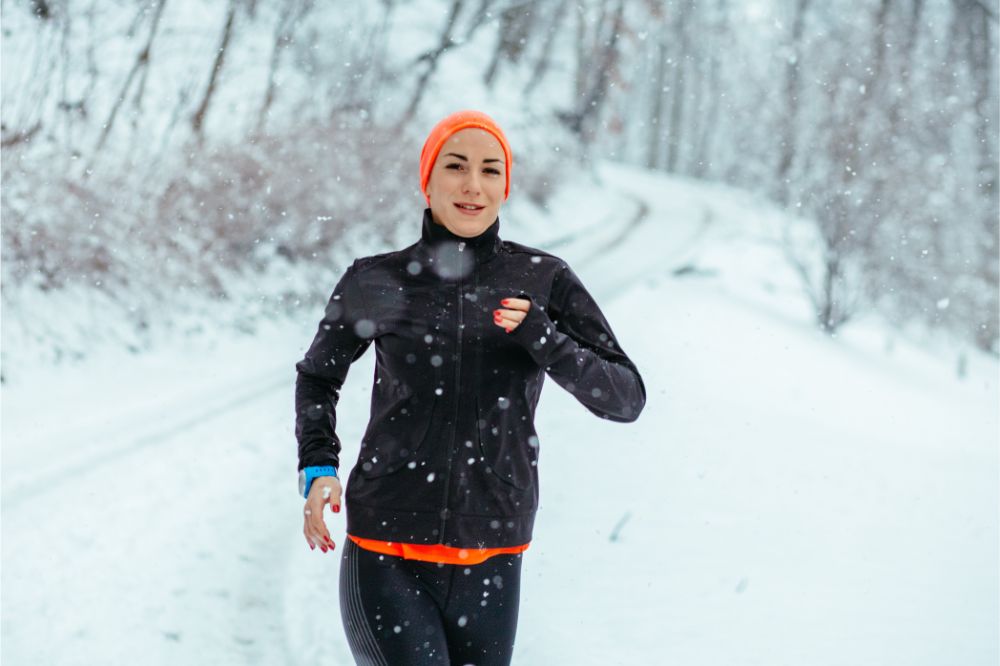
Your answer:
[294,260,375,472]
[507,262,646,422]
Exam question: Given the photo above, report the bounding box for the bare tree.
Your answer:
[808,0,894,333]
[256,0,313,134]
[523,0,570,96]
[775,0,811,204]
[191,0,238,140]
[645,39,667,170]
[483,0,539,87]
[956,0,999,350]
[691,0,727,179]
[664,4,690,174]
[558,0,625,147]
[89,0,167,166]
[399,0,464,126]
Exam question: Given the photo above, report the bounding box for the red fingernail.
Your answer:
[501,299,509,305]
[310,544,315,550]
[333,504,340,513]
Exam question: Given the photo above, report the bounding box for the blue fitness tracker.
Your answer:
[299,465,338,498]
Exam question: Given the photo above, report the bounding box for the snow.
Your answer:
[2,161,997,664]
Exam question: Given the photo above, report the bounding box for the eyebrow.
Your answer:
[443,152,505,165]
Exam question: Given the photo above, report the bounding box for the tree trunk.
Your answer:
[692,0,726,179]
[646,40,667,170]
[484,0,538,88]
[256,1,313,134]
[90,0,167,162]
[524,0,570,96]
[399,0,464,126]
[775,0,810,204]
[562,0,624,144]
[665,16,687,173]
[191,0,237,140]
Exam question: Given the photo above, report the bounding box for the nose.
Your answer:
[461,169,481,195]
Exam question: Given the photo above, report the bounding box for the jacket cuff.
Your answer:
[506,297,561,366]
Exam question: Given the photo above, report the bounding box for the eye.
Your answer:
[446,163,501,175]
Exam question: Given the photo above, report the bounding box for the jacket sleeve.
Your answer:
[294,261,375,471]
[507,261,646,422]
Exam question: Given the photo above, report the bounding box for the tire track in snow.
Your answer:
[1,370,289,508]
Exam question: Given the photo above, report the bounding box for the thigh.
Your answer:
[442,553,524,666]
[339,539,451,665]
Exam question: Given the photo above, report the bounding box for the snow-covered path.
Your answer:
[3,162,997,665]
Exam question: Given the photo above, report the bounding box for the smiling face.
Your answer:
[424,128,507,238]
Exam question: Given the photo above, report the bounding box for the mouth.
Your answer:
[454,202,485,216]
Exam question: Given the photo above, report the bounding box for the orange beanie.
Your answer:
[419,110,513,205]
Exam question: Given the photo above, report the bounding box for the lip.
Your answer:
[454,202,485,216]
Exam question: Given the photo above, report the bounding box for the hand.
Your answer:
[303,476,342,553]
[493,297,530,333]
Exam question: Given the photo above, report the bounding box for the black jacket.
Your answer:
[295,208,646,548]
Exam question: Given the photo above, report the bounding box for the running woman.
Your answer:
[295,109,646,665]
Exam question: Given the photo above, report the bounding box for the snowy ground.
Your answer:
[2,161,997,665]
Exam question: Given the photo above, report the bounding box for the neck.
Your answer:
[419,207,501,267]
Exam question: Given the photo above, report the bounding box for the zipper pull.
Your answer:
[458,241,466,252]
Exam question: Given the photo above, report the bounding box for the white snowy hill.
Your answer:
[2,161,997,665]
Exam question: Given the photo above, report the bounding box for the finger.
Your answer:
[500,297,531,312]
[304,502,335,552]
[320,483,342,513]
[306,527,335,553]
[303,509,321,550]
[303,527,320,550]
[493,311,515,330]
[494,310,527,326]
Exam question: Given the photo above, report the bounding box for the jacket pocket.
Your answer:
[474,395,534,491]
[358,392,439,479]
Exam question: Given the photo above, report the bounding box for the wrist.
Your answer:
[299,465,338,497]
[507,300,558,360]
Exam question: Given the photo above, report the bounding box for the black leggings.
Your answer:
[339,538,523,665]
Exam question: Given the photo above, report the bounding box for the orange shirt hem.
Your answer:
[347,534,530,565]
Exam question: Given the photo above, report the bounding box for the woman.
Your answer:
[294,109,646,665]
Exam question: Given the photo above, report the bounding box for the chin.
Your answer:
[449,217,490,234]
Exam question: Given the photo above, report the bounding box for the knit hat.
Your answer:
[419,110,513,205]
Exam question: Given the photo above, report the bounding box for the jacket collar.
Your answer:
[419,207,501,265]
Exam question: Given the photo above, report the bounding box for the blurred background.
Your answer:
[2,0,997,366]
[2,1,997,664]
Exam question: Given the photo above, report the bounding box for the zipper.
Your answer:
[437,241,466,542]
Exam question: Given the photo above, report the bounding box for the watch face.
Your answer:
[298,471,306,496]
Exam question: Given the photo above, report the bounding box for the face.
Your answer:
[425,128,507,238]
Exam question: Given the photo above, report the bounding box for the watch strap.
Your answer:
[301,465,338,498]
